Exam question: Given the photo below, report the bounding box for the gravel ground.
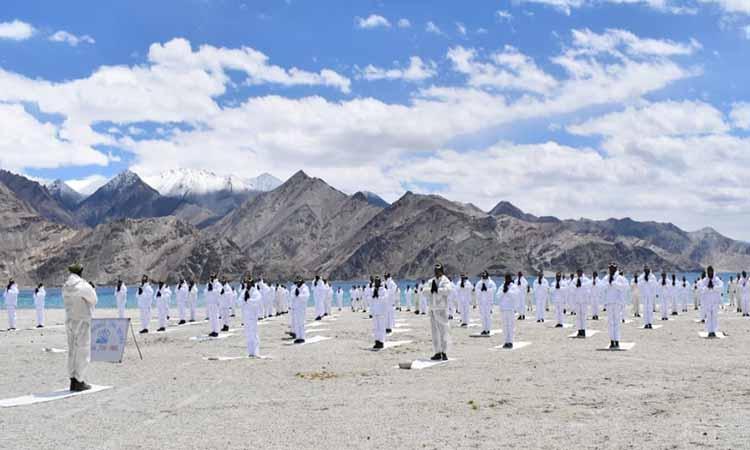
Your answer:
[1,306,750,449]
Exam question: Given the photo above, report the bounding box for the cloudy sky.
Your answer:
[1,0,750,238]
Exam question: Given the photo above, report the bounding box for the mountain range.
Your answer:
[1,168,748,286]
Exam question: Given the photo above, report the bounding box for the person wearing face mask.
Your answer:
[62,263,98,392]
[186,279,198,322]
[602,263,629,349]
[571,269,591,338]
[533,272,549,323]
[311,275,327,321]
[589,272,603,321]
[3,279,19,331]
[292,277,310,344]
[640,267,658,329]
[668,274,680,316]
[175,279,188,325]
[114,279,127,319]
[515,272,528,320]
[551,273,566,328]
[456,274,474,327]
[384,274,398,333]
[425,264,453,361]
[699,266,724,338]
[475,271,496,335]
[418,281,428,315]
[137,275,154,334]
[679,276,690,313]
[205,275,222,338]
[370,277,388,349]
[33,283,47,328]
[657,272,672,321]
[497,274,520,348]
[740,271,750,317]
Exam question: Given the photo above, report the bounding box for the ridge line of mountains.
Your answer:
[1,168,748,287]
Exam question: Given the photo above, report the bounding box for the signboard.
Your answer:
[90,318,130,363]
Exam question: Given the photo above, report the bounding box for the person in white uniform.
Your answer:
[335,287,344,311]
[532,273,549,323]
[425,264,453,361]
[551,273,566,328]
[206,275,222,337]
[220,279,233,331]
[630,273,641,318]
[602,264,628,349]
[4,279,19,331]
[371,277,388,349]
[590,272,603,321]
[740,271,750,317]
[155,281,172,332]
[292,277,310,344]
[33,283,47,328]
[515,272,528,320]
[62,263,98,392]
[640,267,658,329]
[176,279,189,325]
[476,271,496,335]
[456,274,474,327]
[187,280,198,322]
[137,275,154,334]
[699,266,724,337]
[497,274,519,348]
[241,279,262,357]
[312,276,327,321]
[115,280,127,319]
[571,270,591,337]
[384,274,398,333]
[658,273,671,321]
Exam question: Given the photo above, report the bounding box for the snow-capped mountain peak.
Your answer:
[143,168,282,197]
[46,179,84,208]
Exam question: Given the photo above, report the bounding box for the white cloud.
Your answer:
[397,18,411,28]
[426,21,442,35]
[0,20,35,41]
[699,0,750,15]
[516,0,701,15]
[66,174,109,195]
[49,30,95,46]
[359,57,437,82]
[744,25,750,39]
[496,10,514,21]
[568,28,701,57]
[356,14,391,29]
[730,103,750,129]
[456,22,467,35]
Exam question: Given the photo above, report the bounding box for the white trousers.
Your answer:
[643,298,654,325]
[208,303,220,333]
[607,303,621,341]
[459,299,471,325]
[502,309,514,344]
[244,320,259,356]
[660,297,669,319]
[158,301,168,329]
[139,305,151,330]
[178,299,187,321]
[314,299,325,318]
[479,300,492,332]
[555,303,564,325]
[705,304,719,333]
[188,300,197,321]
[742,295,749,314]
[117,299,126,319]
[373,314,386,342]
[632,295,640,316]
[575,303,587,330]
[535,298,545,321]
[66,318,91,381]
[429,308,449,354]
[220,305,231,327]
[386,306,395,329]
[35,302,45,327]
[294,306,306,339]
[419,297,428,314]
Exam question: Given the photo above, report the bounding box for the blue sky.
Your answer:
[2,0,750,238]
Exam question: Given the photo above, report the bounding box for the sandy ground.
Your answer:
[1,305,750,450]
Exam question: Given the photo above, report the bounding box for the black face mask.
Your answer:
[481,282,487,292]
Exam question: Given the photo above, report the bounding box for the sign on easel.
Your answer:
[91,318,130,363]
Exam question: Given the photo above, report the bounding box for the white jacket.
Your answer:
[62,274,98,320]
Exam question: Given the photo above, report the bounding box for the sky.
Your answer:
[1,0,750,238]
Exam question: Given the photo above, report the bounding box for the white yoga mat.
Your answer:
[491,341,532,351]
[42,347,67,353]
[469,329,503,338]
[567,330,601,338]
[0,385,112,408]
[368,340,412,351]
[399,358,456,370]
[203,355,271,361]
[390,328,412,334]
[189,333,236,341]
[698,331,727,339]
[286,335,332,346]
[596,342,636,351]
[639,325,663,330]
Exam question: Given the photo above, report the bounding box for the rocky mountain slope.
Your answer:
[46,179,84,210]
[0,170,80,227]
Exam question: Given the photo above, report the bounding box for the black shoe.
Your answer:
[460,323,468,328]
[592,316,599,320]
[555,324,563,328]
[503,343,513,349]
[69,378,92,392]
[609,341,616,349]
[221,325,230,332]
[208,331,219,337]
[178,320,186,325]
[386,329,392,334]
[671,312,678,316]
[421,313,426,315]
[414,311,420,315]
[448,315,454,320]
[315,316,322,321]
[540,319,544,323]
[430,353,442,361]
[36,325,43,328]
[294,339,305,344]
[139,329,148,334]
[701,319,705,323]
[373,341,384,349]
[517,316,523,321]
[157,327,166,332]
[577,329,586,338]
[661,317,668,321]
[441,353,448,361]
[189,319,196,323]
[615,341,620,348]
[536,320,541,323]
[708,332,717,338]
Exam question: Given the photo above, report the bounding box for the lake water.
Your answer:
[2,272,737,310]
